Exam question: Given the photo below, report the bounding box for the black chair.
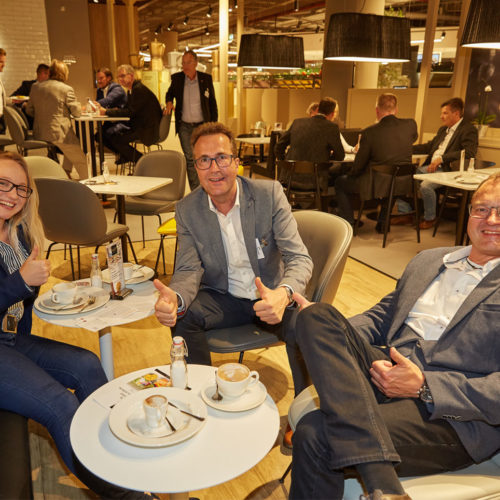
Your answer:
[278,159,331,211]
[236,133,260,164]
[354,163,420,248]
[249,130,282,179]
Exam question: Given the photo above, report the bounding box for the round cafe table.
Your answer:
[70,364,280,498]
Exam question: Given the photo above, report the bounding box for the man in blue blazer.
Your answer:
[165,50,218,190]
[288,174,500,500]
[154,122,313,392]
[95,67,126,109]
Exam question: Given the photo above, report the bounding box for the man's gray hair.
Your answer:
[117,64,135,76]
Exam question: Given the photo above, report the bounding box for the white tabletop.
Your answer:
[414,167,500,191]
[70,364,280,494]
[81,175,172,196]
[74,114,130,123]
[235,136,270,145]
[34,279,157,332]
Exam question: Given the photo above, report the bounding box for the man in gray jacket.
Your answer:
[154,122,313,392]
[288,174,500,500]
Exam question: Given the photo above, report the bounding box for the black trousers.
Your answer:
[289,303,473,500]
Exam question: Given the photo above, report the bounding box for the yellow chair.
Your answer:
[154,165,245,275]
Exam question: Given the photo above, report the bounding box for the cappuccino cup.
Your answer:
[216,363,259,399]
[51,282,78,305]
[123,262,134,281]
[143,394,168,428]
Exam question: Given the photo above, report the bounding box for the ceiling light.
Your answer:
[183,16,189,25]
[294,0,299,12]
[207,6,212,18]
[461,0,500,49]
[167,22,173,31]
[205,25,210,35]
[154,25,162,35]
[234,0,238,9]
[315,25,320,34]
[296,20,302,29]
[324,12,411,63]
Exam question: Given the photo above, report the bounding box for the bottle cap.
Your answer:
[172,336,184,346]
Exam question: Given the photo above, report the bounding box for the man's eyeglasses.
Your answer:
[0,178,32,198]
[194,154,234,170]
[469,205,500,219]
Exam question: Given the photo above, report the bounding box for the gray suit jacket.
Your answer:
[350,247,500,463]
[169,177,313,309]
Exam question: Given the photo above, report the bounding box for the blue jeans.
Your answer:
[178,122,202,190]
[288,304,472,499]
[0,333,107,474]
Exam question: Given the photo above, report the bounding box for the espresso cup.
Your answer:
[143,394,168,428]
[216,363,259,399]
[51,282,78,305]
[123,262,134,281]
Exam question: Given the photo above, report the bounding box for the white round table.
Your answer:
[70,364,280,497]
[34,279,157,380]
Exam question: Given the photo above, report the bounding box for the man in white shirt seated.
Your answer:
[411,97,478,229]
[288,173,500,500]
[153,122,313,394]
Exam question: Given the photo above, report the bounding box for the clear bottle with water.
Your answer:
[170,336,188,389]
[90,253,102,288]
[102,161,110,183]
[86,97,97,114]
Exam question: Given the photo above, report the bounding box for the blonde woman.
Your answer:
[25,59,88,179]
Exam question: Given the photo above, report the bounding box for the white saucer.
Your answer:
[454,173,489,185]
[35,290,110,315]
[102,265,154,285]
[109,387,207,448]
[40,293,87,311]
[201,381,267,412]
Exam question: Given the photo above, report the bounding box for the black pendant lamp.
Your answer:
[237,34,305,69]
[461,0,500,49]
[324,12,411,63]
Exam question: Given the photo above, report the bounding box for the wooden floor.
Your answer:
[30,240,396,500]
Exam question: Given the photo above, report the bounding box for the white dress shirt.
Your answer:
[431,118,462,163]
[405,246,500,340]
[182,74,203,124]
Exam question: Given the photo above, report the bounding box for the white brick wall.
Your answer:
[0,0,51,95]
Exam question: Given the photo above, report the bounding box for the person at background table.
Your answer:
[0,151,151,499]
[334,93,417,231]
[0,48,12,134]
[405,97,478,230]
[288,173,500,500]
[10,63,50,129]
[154,121,313,394]
[25,59,88,179]
[95,67,126,109]
[99,64,162,165]
[165,50,218,191]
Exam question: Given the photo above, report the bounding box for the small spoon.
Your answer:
[212,374,223,401]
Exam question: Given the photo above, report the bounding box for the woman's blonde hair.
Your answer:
[49,59,69,82]
[0,152,45,254]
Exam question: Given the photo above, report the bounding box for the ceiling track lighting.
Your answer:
[205,25,210,35]
[167,22,173,31]
[207,5,212,18]
[154,24,162,35]
[183,16,189,25]
[294,0,299,12]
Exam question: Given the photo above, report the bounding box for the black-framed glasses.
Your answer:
[469,205,500,219]
[0,178,32,198]
[194,154,234,170]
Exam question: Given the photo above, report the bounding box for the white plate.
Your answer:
[109,387,207,448]
[40,293,88,311]
[102,265,154,285]
[201,381,267,412]
[34,290,110,315]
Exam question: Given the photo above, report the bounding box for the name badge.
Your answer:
[255,238,265,259]
[2,314,18,334]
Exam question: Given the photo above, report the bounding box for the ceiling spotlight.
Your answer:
[294,0,299,12]
[205,25,210,35]
[296,20,302,29]
[167,22,173,31]
[234,0,238,9]
[93,0,99,3]
[207,6,212,18]
[183,16,189,25]
[154,24,162,35]
[315,25,320,33]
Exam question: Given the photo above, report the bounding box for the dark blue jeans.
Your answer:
[174,288,309,395]
[178,121,203,190]
[289,303,473,499]
[0,333,107,474]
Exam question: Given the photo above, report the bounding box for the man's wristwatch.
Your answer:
[282,285,295,307]
[418,380,433,403]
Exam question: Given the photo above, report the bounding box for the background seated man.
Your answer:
[288,174,500,500]
[334,93,417,231]
[154,122,313,395]
[410,97,478,229]
[94,67,126,109]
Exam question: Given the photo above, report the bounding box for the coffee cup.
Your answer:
[51,282,78,305]
[216,363,259,399]
[123,262,134,281]
[143,394,168,428]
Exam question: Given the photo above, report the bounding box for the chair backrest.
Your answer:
[11,106,30,131]
[293,210,353,303]
[25,156,67,179]
[35,178,108,245]
[133,150,186,201]
[157,112,172,143]
[3,106,26,145]
[265,130,282,171]
[371,163,415,177]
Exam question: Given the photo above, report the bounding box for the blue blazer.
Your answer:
[96,82,126,109]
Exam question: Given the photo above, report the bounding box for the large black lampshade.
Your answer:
[461,0,500,49]
[238,34,305,69]
[324,12,411,63]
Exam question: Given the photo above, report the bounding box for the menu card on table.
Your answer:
[105,239,132,300]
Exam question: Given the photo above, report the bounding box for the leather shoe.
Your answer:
[283,423,293,449]
[360,490,412,500]
[391,215,413,226]
[419,218,436,229]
